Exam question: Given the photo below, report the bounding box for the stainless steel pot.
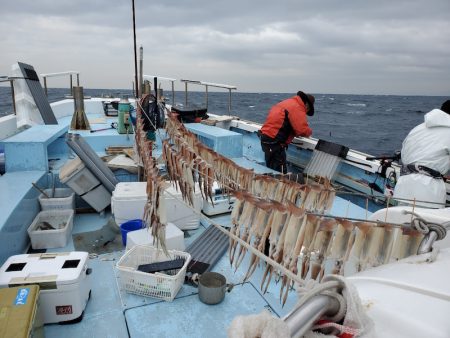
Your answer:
[197,272,233,305]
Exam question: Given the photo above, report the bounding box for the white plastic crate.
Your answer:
[27,210,74,249]
[39,188,75,210]
[116,245,191,302]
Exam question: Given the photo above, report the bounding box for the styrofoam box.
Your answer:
[27,210,74,249]
[39,188,75,211]
[111,182,147,224]
[59,157,100,195]
[112,182,201,230]
[126,223,185,251]
[0,252,91,324]
[165,183,202,230]
[81,184,111,212]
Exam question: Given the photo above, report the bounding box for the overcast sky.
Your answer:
[1,0,449,95]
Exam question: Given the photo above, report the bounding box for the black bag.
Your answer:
[142,95,165,131]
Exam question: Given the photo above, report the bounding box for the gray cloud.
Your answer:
[0,0,449,95]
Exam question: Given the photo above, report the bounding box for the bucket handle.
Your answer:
[226,283,234,293]
[191,273,234,293]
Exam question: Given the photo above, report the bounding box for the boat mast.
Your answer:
[131,0,139,98]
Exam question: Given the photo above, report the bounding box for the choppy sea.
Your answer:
[0,86,447,157]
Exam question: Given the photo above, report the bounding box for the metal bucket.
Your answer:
[197,272,233,305]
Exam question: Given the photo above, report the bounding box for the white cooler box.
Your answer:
[126,223,185,251]
[0,252,91,324]
[112,182,202,230]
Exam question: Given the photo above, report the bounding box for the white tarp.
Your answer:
[394,109,450,208]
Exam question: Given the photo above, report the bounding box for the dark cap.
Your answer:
[441,100,450,114]
[297,91,315,116]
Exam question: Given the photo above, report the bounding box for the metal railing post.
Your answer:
[172,81,175,105]
[185,82,188,106]
[10,79,16,114]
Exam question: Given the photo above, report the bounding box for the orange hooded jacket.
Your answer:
[260,95,312,145]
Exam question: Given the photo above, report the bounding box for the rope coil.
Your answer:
[404,210,448,240]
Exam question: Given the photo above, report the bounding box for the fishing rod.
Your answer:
[131,0,139,98]
[90,122,118,133]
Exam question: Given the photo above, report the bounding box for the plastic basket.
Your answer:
[27,209,74,249]
[39,188,75,210]
[116,244,191,301]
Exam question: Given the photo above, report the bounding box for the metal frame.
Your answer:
[180,79,237,113]
[40,71,80,97]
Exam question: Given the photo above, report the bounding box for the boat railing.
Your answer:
[140,76,237,113]
[0,77,17,115]
[40,71,80,97]
[180,79,237,113]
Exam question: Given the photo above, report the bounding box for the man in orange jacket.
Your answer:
[259,91,315,173]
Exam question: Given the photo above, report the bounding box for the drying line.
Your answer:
[160,186,306,286]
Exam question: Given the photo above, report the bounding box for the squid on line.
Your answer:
[278,205,308,305]
[328,217,355,275]
[308,218,337,280]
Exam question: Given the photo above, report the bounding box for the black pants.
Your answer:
[261,140,287,174]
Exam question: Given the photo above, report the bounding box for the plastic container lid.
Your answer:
[112,182,147,200]
[0,285,41,337]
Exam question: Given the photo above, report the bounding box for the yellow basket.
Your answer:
[116,244,191,302]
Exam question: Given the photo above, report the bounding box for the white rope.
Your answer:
[403,210,448,239]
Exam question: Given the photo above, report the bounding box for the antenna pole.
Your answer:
[132,0,139,98]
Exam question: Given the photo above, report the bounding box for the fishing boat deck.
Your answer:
[42,214,286,338]
[41,195,370,338]
[2,95,450,337]
[0,102,374,337]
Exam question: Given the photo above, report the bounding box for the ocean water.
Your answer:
[0,86,446,156]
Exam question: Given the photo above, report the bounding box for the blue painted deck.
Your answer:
[125,283,272,338]
[41,219,294,338]
[39,190,370,338]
